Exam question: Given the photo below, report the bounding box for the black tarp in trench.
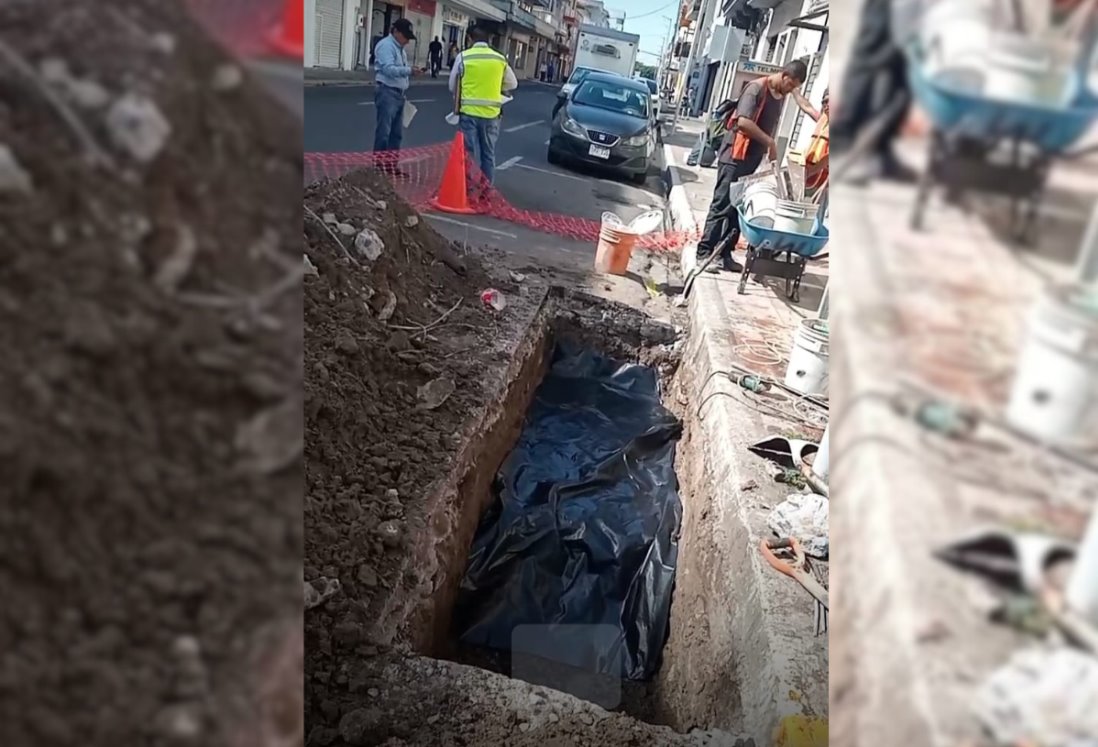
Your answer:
[452,346,683,681]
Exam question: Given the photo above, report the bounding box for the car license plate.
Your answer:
[588,144,611,159]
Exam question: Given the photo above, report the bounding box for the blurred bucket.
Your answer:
[784,319,830,396]
[743,181,779,228]
[1006,283,1098,443]
[773,200,819,235]
[985,34,1078,106]
[593,210,662,275]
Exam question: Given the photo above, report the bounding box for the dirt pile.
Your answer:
[0,1,302,744]
[304,168,538,739]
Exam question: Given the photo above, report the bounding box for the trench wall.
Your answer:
[653,279,829,746]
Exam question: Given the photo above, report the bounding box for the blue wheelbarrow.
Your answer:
[906,43,1098,243]
[735,204,829,303]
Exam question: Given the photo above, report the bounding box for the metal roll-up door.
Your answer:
[315,0,343,68]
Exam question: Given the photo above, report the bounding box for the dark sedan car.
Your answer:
[548,73,655,184]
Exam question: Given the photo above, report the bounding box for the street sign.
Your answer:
[740,60,782,75]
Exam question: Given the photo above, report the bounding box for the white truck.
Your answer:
[573,24,639,80]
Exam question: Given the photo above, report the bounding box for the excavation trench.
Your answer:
[382,288,752,734]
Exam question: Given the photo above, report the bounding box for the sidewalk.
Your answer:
[659,117,830,743]
[663,117,831,327]
[305,67,449,88]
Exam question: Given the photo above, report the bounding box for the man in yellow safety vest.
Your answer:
[448,24,518,194]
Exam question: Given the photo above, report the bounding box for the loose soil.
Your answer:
[304,168,545,741]
[0,1,302,746]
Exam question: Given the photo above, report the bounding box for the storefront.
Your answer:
[404,0,438,67]
[441,5,469,48]
[507,30,533,78]
[368,1,404,66]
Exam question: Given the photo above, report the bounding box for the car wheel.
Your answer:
[547,147,561,166]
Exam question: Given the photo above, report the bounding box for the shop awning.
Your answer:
[443,0,506,23]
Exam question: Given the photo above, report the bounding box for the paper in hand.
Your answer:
[445,112,459,125]
[402,101,418,128]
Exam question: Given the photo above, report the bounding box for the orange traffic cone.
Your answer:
[431,132,478,215]
[269,0,304,59]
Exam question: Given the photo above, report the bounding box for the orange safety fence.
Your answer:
[185,0,288,59]
[305,146,699,250]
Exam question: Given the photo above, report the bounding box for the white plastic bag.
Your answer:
[768,493,829,558]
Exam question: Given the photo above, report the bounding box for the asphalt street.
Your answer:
[304,81,670,246]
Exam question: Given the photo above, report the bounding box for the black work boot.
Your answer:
[721,253,743,273]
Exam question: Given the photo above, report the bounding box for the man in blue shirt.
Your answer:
[373,19,422,156]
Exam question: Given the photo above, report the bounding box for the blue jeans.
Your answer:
[373,85,405,152]
[459,114,501,185]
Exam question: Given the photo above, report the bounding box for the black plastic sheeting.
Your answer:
[452,345,683,681]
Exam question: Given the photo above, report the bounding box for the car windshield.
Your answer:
[569,68,594,85]
[573,80,649,119]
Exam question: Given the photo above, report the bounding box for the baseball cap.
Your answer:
[393,19,415,40]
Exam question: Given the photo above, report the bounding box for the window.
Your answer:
[574,80,649,119]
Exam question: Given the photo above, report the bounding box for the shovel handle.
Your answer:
[760,536,805,576]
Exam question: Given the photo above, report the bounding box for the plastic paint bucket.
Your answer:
[985,35,1076,106]
[1006,283,1098,443]
[784,318,829,396]
[773,200,819,235]
[593,210,661,275]
[743,181,779,227]
[812,424,830,482]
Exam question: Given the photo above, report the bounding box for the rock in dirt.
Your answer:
[0,143,33,193]
[378,290,397,322]
[339,708,386,745]
[354,227,385,261]
[417,376,455,410]
[335,330,359,354]
[104,91,171,163]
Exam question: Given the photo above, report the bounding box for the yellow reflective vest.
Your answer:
[460,45,507,119]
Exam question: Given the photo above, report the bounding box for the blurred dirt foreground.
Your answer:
[0,1,303,745]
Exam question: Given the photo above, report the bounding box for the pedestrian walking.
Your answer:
[695,59,810,274]
[448,23,518,197]
[429,36,444,78]
[447,40,459,68]
[547,59,556,84]
[373,19,423,159]
[539,60,548,82]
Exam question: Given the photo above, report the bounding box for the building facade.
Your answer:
[305,0,568,82]
[668,0,829,161]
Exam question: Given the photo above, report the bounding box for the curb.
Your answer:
[662,142,700,279]
[675,274,829,743]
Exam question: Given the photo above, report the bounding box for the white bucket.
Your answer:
[812,424,830,482]
[1005,284,1098,443]
[784,318,829,396]
[743,181,779,227]
[1067,506,1098,624]
[773,200,819,235]
[985,35,1077,106]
